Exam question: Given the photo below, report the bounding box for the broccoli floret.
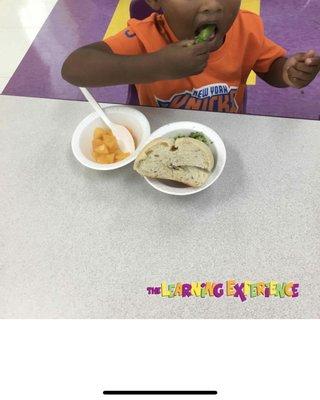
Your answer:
[195,26,215,43]
[174,132,212,145]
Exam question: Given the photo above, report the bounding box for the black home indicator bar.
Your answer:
[103,391,218,396]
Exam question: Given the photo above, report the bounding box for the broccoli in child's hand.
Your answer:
[195,26,215,43]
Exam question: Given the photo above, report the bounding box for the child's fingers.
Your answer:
[289,51,316,67]
[304,49,316,59]
[177,39,210,55]
[305,56,320,66]
[284,53,305,74]
[285,51,319,87]
[294,61,313,74]
[289,77,308,88]
[292,61,318,75]
[288,67,310,82]
[286,65,316,88]
[179,39,196,47]
[192,41,211,55]
[290,77,307,84]
[291,52,308,64]
[287,72,308,88]
[286,52,319,75]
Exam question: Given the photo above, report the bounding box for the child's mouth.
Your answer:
[194,23,219,42]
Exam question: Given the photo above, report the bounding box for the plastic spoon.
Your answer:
[80,87,135,153]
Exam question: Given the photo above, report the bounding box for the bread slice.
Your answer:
[133,137,214,187]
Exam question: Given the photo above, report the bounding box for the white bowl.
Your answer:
[143,121,226,196]
[72,106,151,170]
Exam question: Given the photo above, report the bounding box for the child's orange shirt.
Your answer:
[104,10,286,113]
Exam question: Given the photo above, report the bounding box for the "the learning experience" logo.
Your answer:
[146,281,300,302]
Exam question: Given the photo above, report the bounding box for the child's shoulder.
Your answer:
[126,12,169,51]
[237,9,263,25]
[128,12,159,29]
[235,9,264,34]
[238,9,261,18]
[104,14,160,55]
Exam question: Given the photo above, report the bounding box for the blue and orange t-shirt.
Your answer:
[104,10,286,113]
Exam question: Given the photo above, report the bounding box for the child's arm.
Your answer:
[61,40,211,87]
[257,50,320,89]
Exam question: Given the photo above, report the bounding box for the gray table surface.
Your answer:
[1,95,319,318]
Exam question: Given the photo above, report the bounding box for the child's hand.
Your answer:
[155,40,211,80]
[283,50,320,88]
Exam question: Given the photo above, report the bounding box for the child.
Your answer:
[61,0,320,113]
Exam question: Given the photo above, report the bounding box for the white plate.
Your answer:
[72,106,151,170]
[143,121,226,196]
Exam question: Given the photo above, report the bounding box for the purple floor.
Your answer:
[3,0,128,104]
[247,0,320,120]
[3,0,320,120]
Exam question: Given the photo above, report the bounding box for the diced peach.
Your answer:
[92,127,125,164]
[115,151,130,161]
[96,153,115,164]
[107,139,119,153]
[106,153,115,163]
[95,144,109,154]
[94,127,106,139]
[92,138,104,148]
[102,134,114,144]
[102,131,113,139]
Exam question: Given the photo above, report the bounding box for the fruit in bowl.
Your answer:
[71,106,151,171]
[92,127,130,164]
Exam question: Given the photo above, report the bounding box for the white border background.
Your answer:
[0,320,318,400]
